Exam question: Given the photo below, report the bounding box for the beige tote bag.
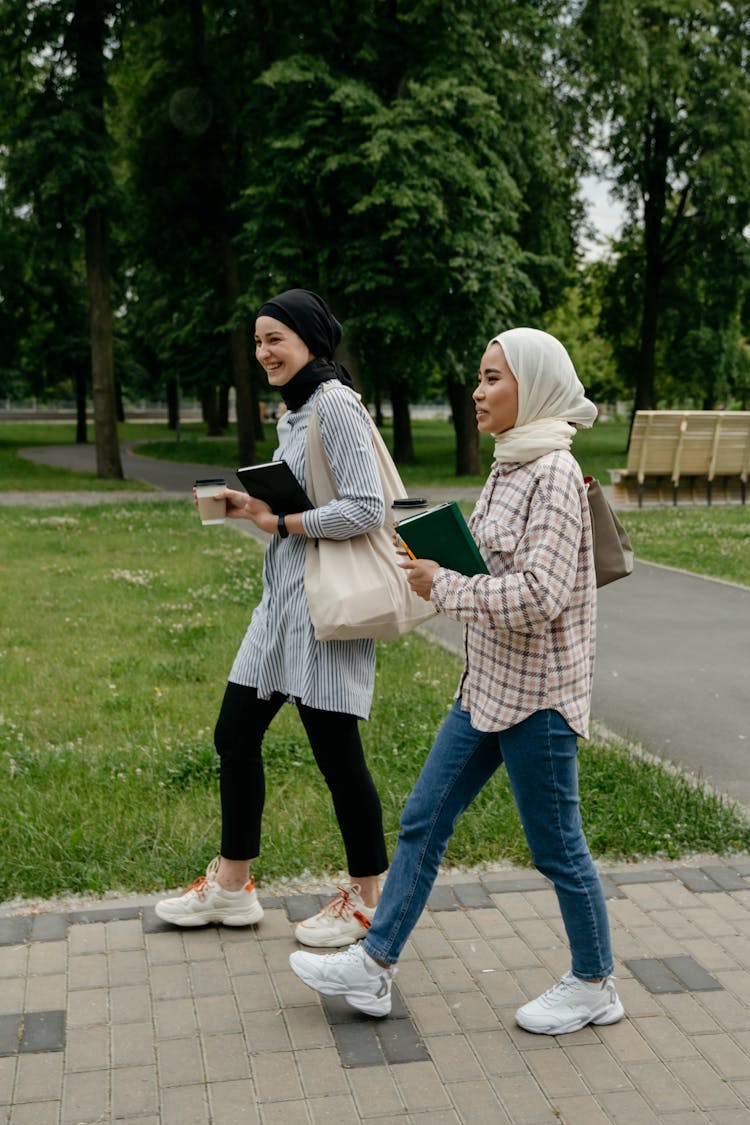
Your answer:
[584,476,634,587]
[304,384,436,641]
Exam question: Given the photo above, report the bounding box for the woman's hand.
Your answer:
[217,488,276,533]
[399,557,440,601]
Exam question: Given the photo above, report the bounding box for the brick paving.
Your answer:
[2,858,750,1123]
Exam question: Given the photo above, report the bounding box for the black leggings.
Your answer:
[214,682,388,875]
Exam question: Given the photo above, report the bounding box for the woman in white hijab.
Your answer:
[290,328,624,1037]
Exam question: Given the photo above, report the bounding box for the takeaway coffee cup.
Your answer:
[195,478,227,525]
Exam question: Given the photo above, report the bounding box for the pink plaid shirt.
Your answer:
[431,450,596,738]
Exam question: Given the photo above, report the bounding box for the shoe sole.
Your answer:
[289,959,391,1017]
[516,997,625,1035]
[154,903,264,928]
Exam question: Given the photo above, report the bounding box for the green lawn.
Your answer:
[1,415,749,902]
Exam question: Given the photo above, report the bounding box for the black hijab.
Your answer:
[256,288,354,411]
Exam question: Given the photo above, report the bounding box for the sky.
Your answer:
[580,173,627,258]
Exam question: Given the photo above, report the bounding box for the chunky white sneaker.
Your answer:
[289,942,394,1017]
[154,857,264,928]
[294,884,375,948]
[516,971,624,1035]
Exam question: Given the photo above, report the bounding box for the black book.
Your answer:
[236,460,313,514]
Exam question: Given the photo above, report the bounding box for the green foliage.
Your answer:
[574,0,750,409]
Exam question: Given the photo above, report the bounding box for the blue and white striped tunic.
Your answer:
[229,382,385,720]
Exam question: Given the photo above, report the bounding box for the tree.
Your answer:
[241,0,579,474]
[113,0,267,464]
[576,0,750,411]
[0,0,123,476]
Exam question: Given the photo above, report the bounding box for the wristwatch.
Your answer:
[277,513,289,539]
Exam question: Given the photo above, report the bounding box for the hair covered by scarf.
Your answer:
[489,327,598,464]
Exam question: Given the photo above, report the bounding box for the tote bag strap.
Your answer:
[304,381,408,509]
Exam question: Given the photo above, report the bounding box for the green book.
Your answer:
[396,501,488,576]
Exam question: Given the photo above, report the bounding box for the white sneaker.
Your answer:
[294,884,375,948]
[516,971,624,1035]
[154,857,264,928]
[289,942,394,1017]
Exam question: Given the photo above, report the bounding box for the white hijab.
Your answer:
[489,327,597,463]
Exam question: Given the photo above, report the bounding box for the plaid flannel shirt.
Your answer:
[431,449,596,738]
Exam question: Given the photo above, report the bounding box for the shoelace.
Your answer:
[182,873,211,899]
[320,886,360,920]
[314,886,373,930]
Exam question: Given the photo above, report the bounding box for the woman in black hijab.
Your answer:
[157,290,389,948]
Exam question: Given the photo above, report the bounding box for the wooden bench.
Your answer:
[609,410,750,506]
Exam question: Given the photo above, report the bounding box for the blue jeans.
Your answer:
[363,701,614,980]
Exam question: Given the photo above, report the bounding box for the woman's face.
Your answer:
[473,343,519,434]
[254,316,314,386]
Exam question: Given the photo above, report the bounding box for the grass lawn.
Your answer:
[2,499,749,904]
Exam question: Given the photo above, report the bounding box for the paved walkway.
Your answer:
[3,857,750,1123]
[3,442,750,1123]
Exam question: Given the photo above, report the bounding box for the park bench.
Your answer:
[609,410,750,507]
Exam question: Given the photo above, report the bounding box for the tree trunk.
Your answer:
[85,206,123,479]
[447,379,480,475]
[634,115,669,413]
[200,384,223,435]
[221,234,259,463]
[166,376,179,430]
[75,368,87,444]
[389,383,414,462]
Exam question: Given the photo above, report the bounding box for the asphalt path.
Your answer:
[15,441,750,811]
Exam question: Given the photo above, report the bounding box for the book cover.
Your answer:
[236,460,313,514]
[396,500,488,576]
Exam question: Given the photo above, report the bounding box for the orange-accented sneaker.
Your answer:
[294,884,375,948]
[154,857,264,928]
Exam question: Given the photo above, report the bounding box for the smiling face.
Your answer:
[254,315,314,386]
[473,342,519,434]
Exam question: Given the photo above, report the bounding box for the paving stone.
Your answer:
[609,869,677,885]
[61,1069,110,1124]
[283,893,322,923]
[329,1020,383,1068]
[0,917,31,947]
[160,1083,210,1125]
[29,914,68,943]
[20,1010,65,1053]
[671,868,725,893]
[0,1013,22,1057]
[207,1079,260,1125]
[67,906,140,925]
[13,1051,63,1102]
[480,875,548,894]
[626,958,689,994]
[295,1044,349,1098]
[599,874,627,899]
[111,1063,159,1117]
[428,885,461,912]
[699,865,750,892]
[252,1049,304,1101]
[142,906,176,934]
[375,1018,430,1065]
[661,955,722,991]
[452,882,494,909]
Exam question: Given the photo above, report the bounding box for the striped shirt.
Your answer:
[229,383,385,720]
[431,450,596,738]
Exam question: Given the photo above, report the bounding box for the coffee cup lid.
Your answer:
[392,497,427,508]
[195,478,226,486]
